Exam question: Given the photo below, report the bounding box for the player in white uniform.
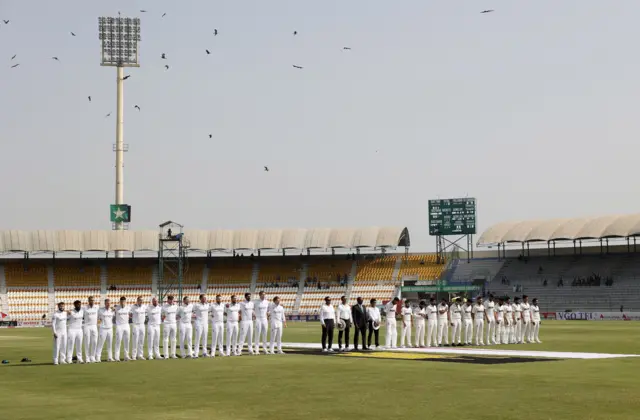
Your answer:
[210,294,226,357]
[337,296,352,351]
[52,302,68,365]
[67,300,85,363]
[131,296,147,360]
[531,298,542,343]
[254,291,271,354]
[268,296,286,354]
[449,298,462,346]
[238,293,255,355]
[146,296,163,360]
[521,295,532,343]
[367,299,382,349]
[512,297,523,344]
[462,300,473,345]
[437,298,450,346]
[414,301,427,347]
[193,294,210,358]
[494,298,505,344]
[83,296,99,363]
[400,300,413,348]
[384,297,400,349]
[472,297,486,346]
[504,297,514,344]
[485,295,497,345]
[162,295,178,359]
[426,298,438,347]
[226,295,241,356]
[114,296,132,362]
[95,299,115,362]
[178,296,194,358]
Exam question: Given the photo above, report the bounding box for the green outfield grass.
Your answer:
[0,322,639,420]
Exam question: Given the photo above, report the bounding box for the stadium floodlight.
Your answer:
[99,16,141,258]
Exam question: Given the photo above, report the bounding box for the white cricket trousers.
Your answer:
[400,323,412,347]
[532,321,540,341]
[513,319,522,343]
[147,325,161,359]
[474,319,485,345]
[53,333,67,364]
[163,323,177,358]
[131,323,146,359]
[115,324,130,361]
[415,321,425,347]
[522,319,532,342]
[269,321,283,353]
[211,321,224,356]
[83,326,98,362]
[238,320,254,354]
[95,328,113,361]
[194,321,208,356]
[451,320,462,344]
[486,319,496,344]
[227,322,239,355]
[426,321,438,347]
[463,319,473,344]
[254,318,269,353]
[495,321,504,344]
[385,319,397,348]
[179,322,193,357]
[437,319,449,345]
[67,328,84,362]
[504,321,512,344]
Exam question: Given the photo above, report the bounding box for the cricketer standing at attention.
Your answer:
[52,302,68,365]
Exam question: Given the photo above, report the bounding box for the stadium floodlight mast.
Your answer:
[99,16,140,258]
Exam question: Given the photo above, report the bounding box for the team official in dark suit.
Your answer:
[351,297,369,350]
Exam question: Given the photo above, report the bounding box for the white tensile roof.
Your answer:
[0,227,410,253]
[477,214,640,246]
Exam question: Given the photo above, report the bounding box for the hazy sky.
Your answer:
[2,0,640,252]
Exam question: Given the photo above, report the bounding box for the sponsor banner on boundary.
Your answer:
[555,312,640,321]
[16,321,46,328]
[542,312,556,320]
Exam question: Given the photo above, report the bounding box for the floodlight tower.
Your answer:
[99,16,141,258]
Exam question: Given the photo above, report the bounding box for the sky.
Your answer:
[2,0,640,252]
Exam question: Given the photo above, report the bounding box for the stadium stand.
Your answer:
[4,263,49,321]
[397,254,445,281]
[206,259,253,302]
[354,255,397,282]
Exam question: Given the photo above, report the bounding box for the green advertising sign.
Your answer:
[110,204,131,223]
[401,285,480,293]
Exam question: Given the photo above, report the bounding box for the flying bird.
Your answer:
[162,13,167,18]
[105,112,111,118]
[52,57,60,61]
[480,10,494,13]
[140,10,147,13]
[165,65,169,70]
[264,166,269,172]
[70,32,76,36]
[206,49,211,55]
[88,96,91,102]
[11,54,16,60]
[214,29,218,36]
[3,20,9,24]
[134,105,141,111]
[343,47,351,50]
[209,134,213,139]
[292,65,303,69]
[161,53,166,59]
[10,63,19,68]
[293,31,297,36]
[123,75,131,80]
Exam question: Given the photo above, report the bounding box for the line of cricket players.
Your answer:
[385,294,542,348]
[51,291,287,365]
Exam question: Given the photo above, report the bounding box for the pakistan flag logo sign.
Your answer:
[110,204,131,223]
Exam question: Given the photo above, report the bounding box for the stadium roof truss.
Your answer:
[477,214,640,247]
[0,226,410,254]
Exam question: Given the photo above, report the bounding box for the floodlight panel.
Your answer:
[98,16,141,67]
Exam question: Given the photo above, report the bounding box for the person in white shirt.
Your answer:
[178,296,194,358]
[162,295,179,359]
[146,296,163,360]
[494,298,505,344]
[52,302,68,365]
[95,299,115,362]
[437,298,450,346]
[504,297,514,344]
[472,297,486,346]
[531,298,542,343]
[226,295,241,356]
[238,293,255,355]
[521,295,532,344]
[384,297,400,349]
[462,299,473,345]
[449,298,462,346]
[193,294,210,358]
[512,297,523,344]
[367,298,382,349]
[425,298,439,347]
[268,296,286,354]
[485,295,497,345]
[254,291,271,354]
[83,296,99,363]
[400,300,413,348]
[130,296,147,360]
[414,300,427,347]
[67,300,85,363]
[320,296,336,352]
[210,294,226,357]
[114,296,132,362]
[336,296,352,351]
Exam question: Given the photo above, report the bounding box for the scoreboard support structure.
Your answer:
[435,233,473,264]
[429,198,477,264]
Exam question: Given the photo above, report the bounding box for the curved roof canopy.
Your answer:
[477,214,640,246]
[0,227,410,253]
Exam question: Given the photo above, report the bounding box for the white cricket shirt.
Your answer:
[385,302,397,318]
[449,303,462,321]
[239,300,254,321]
[211,302,225,323]
[226,303,240,323]
[320,304,336,322]
[67,309,84,330]
[115,304,131,326]
[98,307,115,329]
[462,305,473,321]
[521,302,531,320]
[178,303,193,324]
[367,306,381,323]
[472,303,485,320]
[193,302,210,323]
[162,303,178,324]
[131,304,147,325]
[255,299,270,320]
[486,301,495,319]
[495,305,504,322]
[505,304,513,322]
[531,305,541,321]
[414,307,426,324]
[513,303,522,320]
[402,306,413,323]
[337,303,352,320]
[147,304,162,326]
[437,303,449,320]
[426,305,438,322]
[52,310,67,335]
[83,305,99,327]
[270,304,285,324]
